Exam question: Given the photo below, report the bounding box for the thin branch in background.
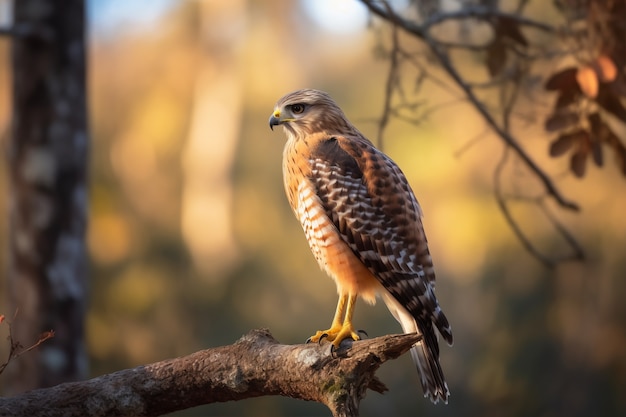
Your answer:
[360,0,580,213]
[0,312,55,376]
[360,0,586,266]
[376,2,401,152]
[539,200,585,261]
[421,5,557,33]
[396,50,461,99]
[493,69,557,267]
[453,124,491,158]
[498,74,584,262]
[494,147,557,268]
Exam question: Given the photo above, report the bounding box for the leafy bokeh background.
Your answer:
[1,0,625,416]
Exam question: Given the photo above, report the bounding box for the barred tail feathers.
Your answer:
[382,293,450,404]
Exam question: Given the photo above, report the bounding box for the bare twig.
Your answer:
[359,0,586,265]
[0,329,422,417]
[421,5,557,33]
[494,147,557,267]
[376,5,400,152]
[493,61,584,265]
[0,313,55,376]
[361,0,579,212]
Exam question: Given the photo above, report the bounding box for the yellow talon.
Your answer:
[307,323,361,346]
[307,293,361,347]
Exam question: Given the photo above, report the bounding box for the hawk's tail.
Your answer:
[409,320,449,404]
[381,293,450,404]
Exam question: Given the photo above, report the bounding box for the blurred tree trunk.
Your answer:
[6,0,88,393]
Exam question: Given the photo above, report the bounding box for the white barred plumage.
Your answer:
[269,89,452,404]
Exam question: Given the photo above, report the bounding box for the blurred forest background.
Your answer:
[0,0,625,416]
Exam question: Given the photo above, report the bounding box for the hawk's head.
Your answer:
[269,89,357,140]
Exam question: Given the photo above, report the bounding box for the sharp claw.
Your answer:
[305,337,312,344]
[330,343,338,358]
[318,333,329,344]
[357,329,369,338]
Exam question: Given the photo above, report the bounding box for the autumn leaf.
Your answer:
[591,140,603,167]
[614,145,626,177]
[576,65,599,98]
[570,148,588,178]
[596,86,626,122]
[545,111,579,132]
[497,17,528,47]
[611,78,626,97]
[595,55,617,83]
[606,132,626,176]
[549,130,587,157]
[545,67,578,91]
[486,40,507,78]
[554,88,579,109]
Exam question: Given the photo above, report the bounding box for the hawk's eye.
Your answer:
[291,104,305,114]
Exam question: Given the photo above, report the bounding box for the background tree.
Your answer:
[2,0,88,394]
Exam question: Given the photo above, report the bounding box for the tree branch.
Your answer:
[421,5,556,33]
[0,329,422,417]
[361,0,579,212]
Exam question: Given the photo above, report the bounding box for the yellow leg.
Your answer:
[307,293,361,347]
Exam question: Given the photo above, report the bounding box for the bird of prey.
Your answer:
[269,89,453,403]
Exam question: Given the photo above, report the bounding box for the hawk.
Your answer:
[269,89,453,403]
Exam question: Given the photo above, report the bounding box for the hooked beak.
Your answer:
[269,109,282,131]
[269,115,280,131]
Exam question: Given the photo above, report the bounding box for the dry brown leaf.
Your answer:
[486,41,507,78]
[498,17,528,47]
[596,87,626,122]
[545,111,579,132]
[554,89,579,109]
[576,66,599,98]
[611,78,626,97]
[591,140,603,167]
[570,148,588,178]
[549,130,587,157]
[615,146,626,177]
[545,67,578,91]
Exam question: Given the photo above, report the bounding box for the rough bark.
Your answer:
[0,329,421,417]
[5,0,88,393]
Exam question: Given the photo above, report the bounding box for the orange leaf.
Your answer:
[595,55,617,83]
[576,66,599,98]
